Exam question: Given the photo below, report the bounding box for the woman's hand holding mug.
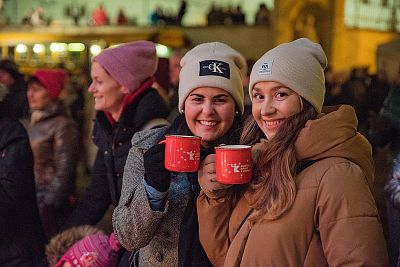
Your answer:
[198,154,232,199]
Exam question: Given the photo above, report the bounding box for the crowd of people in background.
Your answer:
[0,37,399,266]
[15,2,272,27]
[206,3,271,26]
[150,0,187,26]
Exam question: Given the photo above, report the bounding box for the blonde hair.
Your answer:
[241,100,317,221]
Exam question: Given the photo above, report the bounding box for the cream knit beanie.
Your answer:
[178,42,246,114]
[249,38,327,113]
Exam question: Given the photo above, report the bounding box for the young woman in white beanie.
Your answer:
[113,42,247,267]
[197,38,388,266]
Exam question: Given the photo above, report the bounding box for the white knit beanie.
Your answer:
[249,38,327,113]
[178,42,246,114]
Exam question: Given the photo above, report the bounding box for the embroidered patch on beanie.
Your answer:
[199,60,230,79]
[258,60,273,75]
[249,38,327,113]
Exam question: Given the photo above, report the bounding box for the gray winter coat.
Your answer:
[112,126,191,267]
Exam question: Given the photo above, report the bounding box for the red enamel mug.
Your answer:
[159,135,201,172]
[215,145,253,184]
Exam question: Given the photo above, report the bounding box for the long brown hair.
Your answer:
[240,100,318,221]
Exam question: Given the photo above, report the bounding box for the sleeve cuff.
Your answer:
[143,179,168,211]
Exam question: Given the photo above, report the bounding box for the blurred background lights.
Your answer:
[16,44,27,53]
[33,44,45,54]
[68,43,85,52]
[90,44,102,55]
[50,42,68,52]
[155,44,171,58]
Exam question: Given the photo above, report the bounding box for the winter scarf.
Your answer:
[159,114,242,267]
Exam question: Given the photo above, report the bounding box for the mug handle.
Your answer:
[158,140,166,145]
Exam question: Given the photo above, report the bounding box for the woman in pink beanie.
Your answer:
[197,38,388,266]
[26,68,80,238]
[61,41,169,265]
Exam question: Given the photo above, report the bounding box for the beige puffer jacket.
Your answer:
[197,105,388,267]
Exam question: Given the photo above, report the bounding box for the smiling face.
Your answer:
[251,81,302,139]
[88,61,129,121]
[27,81,51,111]
[183,87,236,145]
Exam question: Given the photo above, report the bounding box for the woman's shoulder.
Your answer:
[0,117,27,140]
[131,126,169,149]
[297,157,369,189]
[52,113,77,128]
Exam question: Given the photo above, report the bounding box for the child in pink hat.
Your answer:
[55,233,120,267]
[46,225,121,267]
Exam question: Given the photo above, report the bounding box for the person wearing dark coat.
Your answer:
[385,152,400,267]
[62,41,169,266]
[0,59,30,121]
[0,92,47,266]
[381,83,400,266]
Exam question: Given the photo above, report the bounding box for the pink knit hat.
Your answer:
[94,40,158,93]
[55,233,121,267]
[31,68,67,100]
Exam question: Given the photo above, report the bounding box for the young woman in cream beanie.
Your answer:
[197,38,388,266]
[113,42,247,266]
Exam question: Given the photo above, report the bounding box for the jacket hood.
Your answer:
[295,105,374,188]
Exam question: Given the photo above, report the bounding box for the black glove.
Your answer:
[144,143,171,192]
[200,146,215,162]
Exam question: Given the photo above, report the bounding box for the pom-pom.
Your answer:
[109,232,121,252]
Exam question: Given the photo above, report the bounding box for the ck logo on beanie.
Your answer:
[258,60,273,75]
[200,60,230,79]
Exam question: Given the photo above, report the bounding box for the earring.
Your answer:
[181,109,185,113]
[235,111,239,115]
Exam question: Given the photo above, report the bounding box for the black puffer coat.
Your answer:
[63,88,168,228]
[0,112,46,266]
